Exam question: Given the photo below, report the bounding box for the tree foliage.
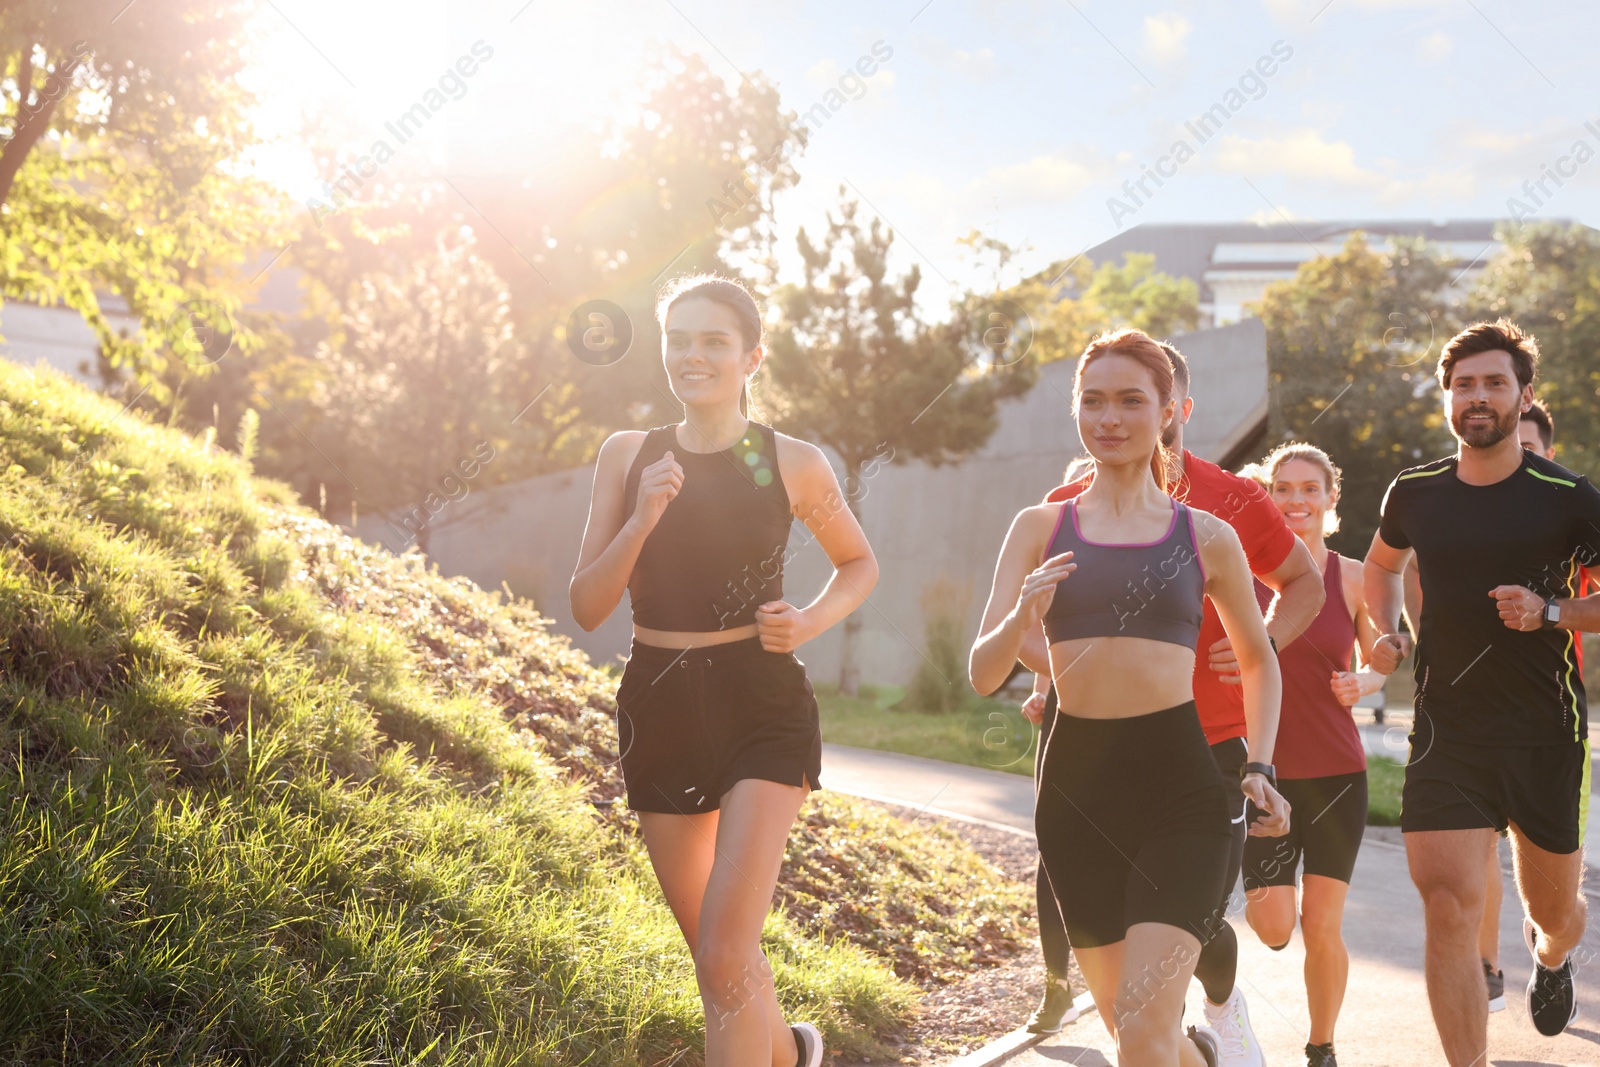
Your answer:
[959,241,1201,367]
[1255,234,1457,555]
[764,193,1037,693]
[1473,221,1600,479]
[0,0,293,399]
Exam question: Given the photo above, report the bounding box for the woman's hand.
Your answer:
[629,450,683,532]
[755,600,814,653]
[1329,670,1363,706]
[1021,690,1048,725]
[1243,774,1292,837]
[1012,552,1075,628]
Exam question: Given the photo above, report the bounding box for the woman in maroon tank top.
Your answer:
[1239,444,1385,1067]
[569,275,877,1067]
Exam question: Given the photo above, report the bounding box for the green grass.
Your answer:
[1367,755,1404,826]
[816,684,1040,777]
[0,362,1032,1064]
[820,688,1412,828]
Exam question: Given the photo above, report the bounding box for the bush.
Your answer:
[904,574,975,714]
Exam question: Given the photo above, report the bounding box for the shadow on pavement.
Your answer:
[1029,1048,1112,1066]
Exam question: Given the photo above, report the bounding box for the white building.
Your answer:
[1078,219,1525,327]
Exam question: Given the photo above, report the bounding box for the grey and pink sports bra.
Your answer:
[1040,497,1206,649]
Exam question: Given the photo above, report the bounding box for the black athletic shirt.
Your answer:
[1378,449,1600,746]
[621,421,793,632]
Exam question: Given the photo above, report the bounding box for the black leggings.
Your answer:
[1194,737,1247,1004]
[1036,692,1244,991]
[1035,701,1232,948]
[1035,691,1071,976]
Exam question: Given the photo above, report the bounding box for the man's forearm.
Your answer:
[1262,545,1325,652]
[1555,593,1600,633]
[1364,562,1404,636]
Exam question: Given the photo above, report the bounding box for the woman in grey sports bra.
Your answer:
[969,328,1290,1067]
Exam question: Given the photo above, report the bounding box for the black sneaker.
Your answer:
[1524,916,1578,1036]
[1187,1024,1221,1067]
[1025,974,1080,1033]
[1305,1041,1337,1066]
[1483,958,1505,1013]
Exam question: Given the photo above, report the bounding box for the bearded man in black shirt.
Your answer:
[1364,320,1600,1064]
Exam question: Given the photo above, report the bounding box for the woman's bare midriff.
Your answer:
[1048,636,1197,718]
[632,622,761,650]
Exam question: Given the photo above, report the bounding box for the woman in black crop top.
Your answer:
[569,275,877,1067]
[969,328,1289,1067]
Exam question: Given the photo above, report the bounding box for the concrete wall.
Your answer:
[0,302,136,386]
[352,318,1269,687]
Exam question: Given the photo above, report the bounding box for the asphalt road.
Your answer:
[821,739,1600,1067]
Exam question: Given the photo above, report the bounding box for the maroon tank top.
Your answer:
[1275,551,1367,779]
[621,422,793,631]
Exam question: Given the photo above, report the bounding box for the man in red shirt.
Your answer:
[1023,342,1324,1066]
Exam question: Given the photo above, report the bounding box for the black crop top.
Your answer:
[1040,497,1206,649]
[621,421,793,631]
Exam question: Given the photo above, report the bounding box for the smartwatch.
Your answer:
[1542,598,1562,630]
[1240,761,1277,787]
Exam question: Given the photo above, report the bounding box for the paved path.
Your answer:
[820,743,1600,1067]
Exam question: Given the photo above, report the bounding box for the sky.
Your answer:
[243,0,1600,309]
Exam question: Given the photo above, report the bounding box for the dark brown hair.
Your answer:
[1521,397,1554,451]
[1074,328,1177,491]
[1437,318,1539,391]
[656,274,764,416]
[1158,340,1191,396]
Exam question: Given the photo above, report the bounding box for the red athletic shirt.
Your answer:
[1043,450,1297,744]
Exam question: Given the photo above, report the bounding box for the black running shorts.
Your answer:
[1035,701,1232,948]
[1243,772,1368,888]
[614,637,822,814]
[1401,715,1590,855]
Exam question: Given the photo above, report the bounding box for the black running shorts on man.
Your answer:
[1377,449,1600,851]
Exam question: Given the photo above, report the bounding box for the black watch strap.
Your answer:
[1240,761,1276,784]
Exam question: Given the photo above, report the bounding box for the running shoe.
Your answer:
[1305,1041,1337,1066]
[1483,957,1505,1013]
[1524,916,1578,1036]
[1202,986,1265,1067]
[1188,1024,1222,1067]
[791,1022,823,1067]
[1024,973,1081,1033]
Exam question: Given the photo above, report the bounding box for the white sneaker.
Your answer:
[790,1022,823,1067]
[1202,986,1266,1067]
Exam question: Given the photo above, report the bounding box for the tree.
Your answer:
[1473,221,1600,479]
[764,192,1037,695]
[1080,252,1200,340]
[1254,234,1458,555]
[0,1,291,398]
[955,238,1200,366]
[426,45,809,465]
[290,231,539,555]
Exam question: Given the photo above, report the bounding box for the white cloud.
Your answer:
[1421,30,1453,63]
[914,37,997,80]
[1143,13,1192,65]
[975,153,1109,206]
[1209,128,1476,202]
[804,59,841,92]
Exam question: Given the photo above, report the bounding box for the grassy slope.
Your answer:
[0,363,1030,1065]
